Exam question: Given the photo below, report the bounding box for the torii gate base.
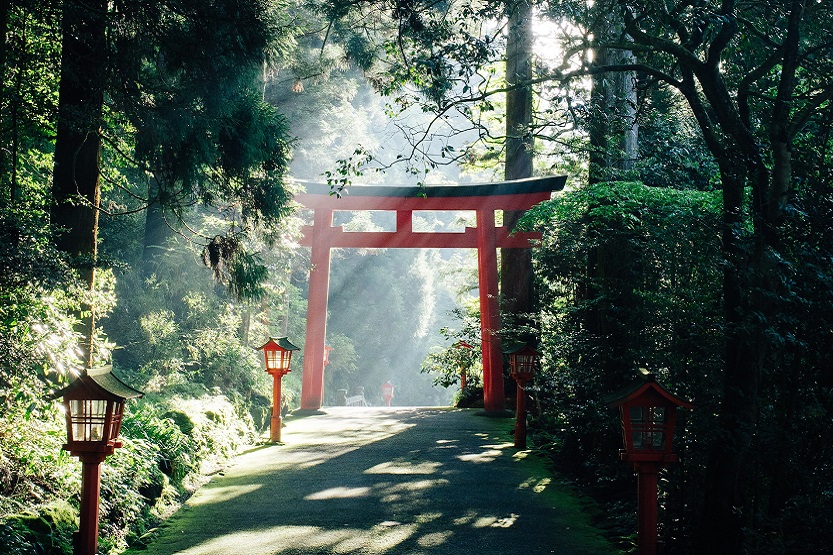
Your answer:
[296,176,566,413]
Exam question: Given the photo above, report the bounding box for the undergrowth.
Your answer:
[0,389,258,555]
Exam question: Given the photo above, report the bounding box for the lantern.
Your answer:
[606,374,693,555]
[505,344,539,449]
[259,337,299,376]
[508,344,538,385]
[381,381,395,407]
[258,337,300,442]
[453,340,474,390]
[61,367,142,455]
[57,366,142,555]
[606,373,693,464]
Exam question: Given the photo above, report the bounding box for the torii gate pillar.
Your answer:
[296,177,566,412]
[300,208,332,410]
[476,209,503,411]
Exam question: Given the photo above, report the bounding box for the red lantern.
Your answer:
[258,337,300,442]
[61,367,142,455]
[606,374,693,555]
[508,344,538,385]
[506,344,539,449]
[259,337,299,377]
[607,374,693,464]
[57,366,143,555]
[453,340,474,390]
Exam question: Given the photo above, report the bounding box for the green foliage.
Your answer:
[420,307,482,389]
[0,388,257,555]
[635,85,719,191]
[1,0,301,552]
[520,181,724,542]
[0,0,62,207]
[0,501,76,555]
[521,178,833,552]
[0,206,81,414]
[98,435,167,553]
[0,406,77,515]
[121,404,193,486]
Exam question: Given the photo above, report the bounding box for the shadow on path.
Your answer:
[126,407,616,555]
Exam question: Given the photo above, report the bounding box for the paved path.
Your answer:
[128,407,617,555]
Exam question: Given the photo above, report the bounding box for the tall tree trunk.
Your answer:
[8,14,25,206]
[693,4,802,544]
[696,156,763,554]
[588,12,637,184]
[142,175,175,277]
[587,11,639,183]
[500,0,534,324]
[584,8,638,381]
[51,0,106,369]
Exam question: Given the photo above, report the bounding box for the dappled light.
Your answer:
[187,484,263,506]
[365,461,442,475]
[517,476,551,493]
[305,486,372,500]
[472,514,518,528]
[127,407,608,555]
[164,524,418,555]
[455,446,508,463]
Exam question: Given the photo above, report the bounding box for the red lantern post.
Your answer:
[507,344,538,449]
[258,337,300,443]
[606,374,693,555]
[381,381,395,407]
[57,366,143,555]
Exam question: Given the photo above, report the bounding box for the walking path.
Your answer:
[127,407,618,555]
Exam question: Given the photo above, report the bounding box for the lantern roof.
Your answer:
[604,374,693,410]
[502,342,538,356]
[55,366,144,402]
[257,337,300,352]
[453,340,474,349]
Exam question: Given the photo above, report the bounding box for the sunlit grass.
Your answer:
[517,476,552,493]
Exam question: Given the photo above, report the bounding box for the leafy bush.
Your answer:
[420,307,482,390]
[0,501,76,555]
[519,181,724,545]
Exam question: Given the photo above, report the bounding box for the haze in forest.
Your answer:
[3,2,832,554]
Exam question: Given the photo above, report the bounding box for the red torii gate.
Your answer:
[295,176,566,413]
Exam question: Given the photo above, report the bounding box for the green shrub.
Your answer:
[121,403,194,487]
[0,500,76,555]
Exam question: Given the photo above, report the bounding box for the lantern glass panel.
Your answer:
[70,399,107,442]
[629,405,666,451]
[265,349,292,371]
[109,402,125,441]
[512,354,535,379]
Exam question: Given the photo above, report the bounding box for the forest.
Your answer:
[1,0,832,554]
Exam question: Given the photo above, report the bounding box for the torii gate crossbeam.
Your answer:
[295,176,566,412]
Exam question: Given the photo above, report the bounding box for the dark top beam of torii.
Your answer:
[294,175,566,413]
